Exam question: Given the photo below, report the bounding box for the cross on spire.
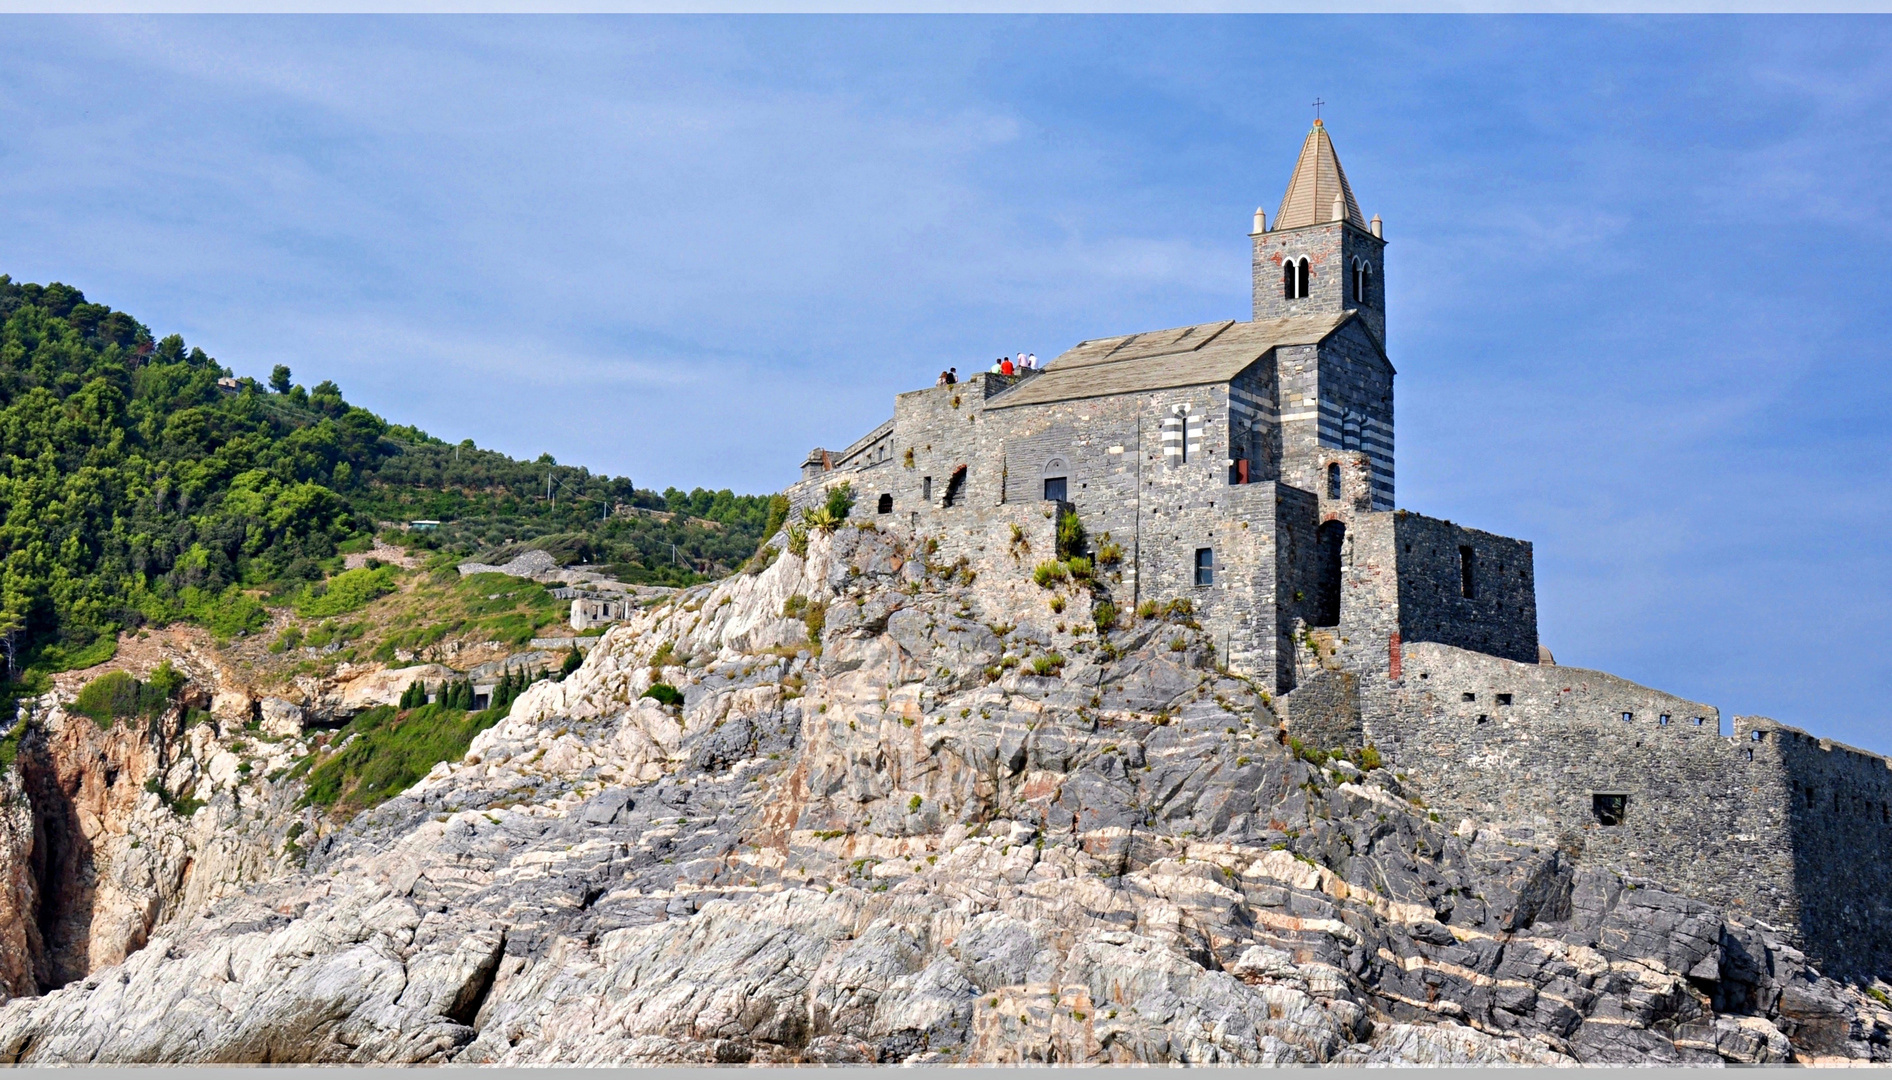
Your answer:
[1311,97,1324,122]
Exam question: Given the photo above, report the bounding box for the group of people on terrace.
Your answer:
[935,352,1038,386]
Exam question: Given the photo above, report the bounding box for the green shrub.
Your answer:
[1092,600,1118,633]
[1032,561,1068,588]
[1359,744,1383,771]
[22,635,117,679]
[559,648,584,679]
[1029,654,1065,677]
[649,640,676,670]
[176,585,269,640]
[1288,736,1328,767]
[823,482,855,523]
[72,664,182,727]
[1055,510,1085,559]
[741,545,779,576]
[643,683,684,707]
[144,776,204,819]
[760,493,791,542]
[803,600,827,654]
[1135,599,1159,620]
[296,566,397,618]
[786,523,810,558]
[1095,535,1123,566]
[782,594,809,618]
[0,719,28,772]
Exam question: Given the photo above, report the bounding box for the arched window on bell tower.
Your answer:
[1296,258,1309,299]
[1352,259,1370,305]
[1282,261,1296,300]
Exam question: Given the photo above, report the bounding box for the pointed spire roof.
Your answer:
[1273,119,1366,231]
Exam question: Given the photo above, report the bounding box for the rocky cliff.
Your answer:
[0,521,1886,1064]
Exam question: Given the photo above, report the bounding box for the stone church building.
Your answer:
[786,122,1892,980]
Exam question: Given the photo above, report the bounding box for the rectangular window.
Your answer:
[1658,713,1670,725]
[1621,711,1633,723]
[922,476,932,502]
[1592,793,1627,827]
[1043,476,1067,502]
[1461,692,1476,703]
[1496,693,1513,706]
[1194,547,1214,587]
[1458,545,1477,599]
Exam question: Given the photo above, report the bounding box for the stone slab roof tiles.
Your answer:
[1274,120,1366,231]
[985,312,1352,410]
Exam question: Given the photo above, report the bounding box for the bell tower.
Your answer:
[1250,120,1385,345]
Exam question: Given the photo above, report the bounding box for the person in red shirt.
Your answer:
[1000,357,1015,375]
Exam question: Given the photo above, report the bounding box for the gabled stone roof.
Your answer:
[984,312,1353,410]
[1273,120,1366,231]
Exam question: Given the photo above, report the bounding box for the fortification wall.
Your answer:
[1765,720,1892,977]
[892,374,1011,515]
[1392,513,1537,664]
[1376,641,1801,941]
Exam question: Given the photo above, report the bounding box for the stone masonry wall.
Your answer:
[1393,512,1537,664]
[1276,323,1394,513]
[892,373,1021,516]
[1251,220,1383,331]
[1769,722,1892,977]
[1227,362,1280,485]
[1376,641,1804,945]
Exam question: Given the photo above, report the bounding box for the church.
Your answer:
[791,119,1537,698]
[787,120,1892,980]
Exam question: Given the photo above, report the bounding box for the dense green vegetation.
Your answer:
[69,661,184,727]
[0,275,777,689]
[295,702,505,812]
[298,664,550,812]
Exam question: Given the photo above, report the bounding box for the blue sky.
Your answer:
[2,15,1890,750]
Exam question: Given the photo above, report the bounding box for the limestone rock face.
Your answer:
[0,523,1889,1063]
[335,665,457,713]
[0,696,307,1006]
[258,698,305,739]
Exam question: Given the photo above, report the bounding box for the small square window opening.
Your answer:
[1592,793,1627,827]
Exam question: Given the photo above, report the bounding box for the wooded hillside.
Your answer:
[0,275,777,684]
